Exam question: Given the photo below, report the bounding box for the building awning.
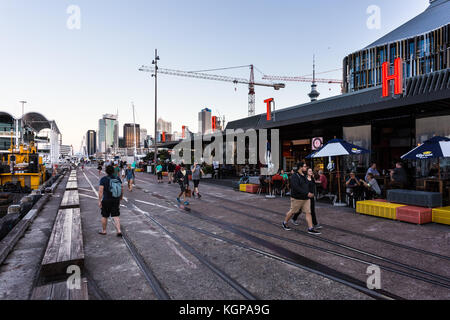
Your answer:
[0,112,15,124]
[226,69,450,131]
[22,112,61,135]
[364,0,450,50]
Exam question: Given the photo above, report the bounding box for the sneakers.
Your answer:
[282,222,291,231]
[197,193,202,199]
[308,228,321,235]
[184,201,190,206]
[291,219,300,226]
[176,198,181,204]
[314,224,323,230]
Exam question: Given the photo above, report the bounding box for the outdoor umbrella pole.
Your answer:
[337,157,342,203]
[438,158,441,179]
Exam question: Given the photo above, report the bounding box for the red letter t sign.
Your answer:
[264,98,274,121]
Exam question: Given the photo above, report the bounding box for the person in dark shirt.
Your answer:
[346,172,361,195]
[428,163,439,177]
[175,164,190,206]
[168,161,175,184]
[390,162,407,189]
[292,168,321,229]
[282,162,321,235]
[98,165,123,236]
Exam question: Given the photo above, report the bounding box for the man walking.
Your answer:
[282,162,321,235]
[191,162,204,199]
[168,161,175,184]
[175,164,190,206]
[98,165,123,237]
[156,161,163,183]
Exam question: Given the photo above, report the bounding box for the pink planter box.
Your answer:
[396,206,432,225]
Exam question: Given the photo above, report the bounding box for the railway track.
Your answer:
[133,174,450,291]
[83,169,449,299]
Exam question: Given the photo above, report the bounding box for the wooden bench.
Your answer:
[66,181,78,191]
[60,190,80,209]
[31,278,88,300]
[40,208,84,279]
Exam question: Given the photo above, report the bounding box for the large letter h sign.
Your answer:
[382,58,403,97]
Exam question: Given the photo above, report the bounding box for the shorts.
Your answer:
[193,179,200,188]
[101,198,120,218]
[157,172,163,179]
[179,183,187,192]
[287,198,311,216]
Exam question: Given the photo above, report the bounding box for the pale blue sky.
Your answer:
[0,0,429,151]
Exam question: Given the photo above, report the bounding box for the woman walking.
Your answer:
[175,164,190,206]
[125,164,135,192]
[292,168,322,230]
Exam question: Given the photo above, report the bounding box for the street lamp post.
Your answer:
[19,100,27,145]
[152,49,159,164]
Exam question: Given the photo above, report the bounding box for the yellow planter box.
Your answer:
[356,200,406,220]
[432,207,450,226]
[239,184,249,192]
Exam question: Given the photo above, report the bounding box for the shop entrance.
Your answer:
[371,116,414,173]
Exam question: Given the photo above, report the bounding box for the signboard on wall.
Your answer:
[312,137,323,150]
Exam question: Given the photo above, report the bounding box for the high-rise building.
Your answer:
[198,108,212,135]
[140,128,147,147]
[86,130,96,156]
[98,114,119,153]
[124,123,140,148]
[157,118,172,135]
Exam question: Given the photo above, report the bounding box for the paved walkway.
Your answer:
[76,166,449,300]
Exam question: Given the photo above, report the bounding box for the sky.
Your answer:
[0,0,430,151]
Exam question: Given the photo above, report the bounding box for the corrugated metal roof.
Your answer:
[364,0,450,50]
[225,68,450,131]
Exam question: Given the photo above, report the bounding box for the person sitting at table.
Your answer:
[365,162,380,181]
[272,172,284,195]
[389,162,408,189]
[428,163,439,178]
[280,169,289,193]
[317,170,328,196]
[346,172,361,196]
[361,173,381,200]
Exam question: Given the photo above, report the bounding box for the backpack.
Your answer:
[108,177,122,199]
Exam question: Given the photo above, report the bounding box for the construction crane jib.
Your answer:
[138,65,285,117]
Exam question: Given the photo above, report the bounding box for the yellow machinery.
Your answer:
[0,139,47,190]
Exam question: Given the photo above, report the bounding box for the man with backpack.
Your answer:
[98,165,123,237]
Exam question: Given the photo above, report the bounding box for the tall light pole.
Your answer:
[152,49,159,163]
[19,100,27,145]
[132,102,137,161]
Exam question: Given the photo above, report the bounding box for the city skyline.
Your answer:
[0,0,429,151]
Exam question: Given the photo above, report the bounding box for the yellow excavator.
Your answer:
[0,134,47,191]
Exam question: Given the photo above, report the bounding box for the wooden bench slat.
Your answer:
[69,278,89,300]
[57,209,73,263]
[70,209,84,261]
[60,190,80,209]
[41,208,84,279]
[31,283,53,300]
[41,210,66,266]
[51,281,69,300]
[32,277,88,300]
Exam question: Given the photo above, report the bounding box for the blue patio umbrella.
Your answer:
[401,136,450,179]
[401,136,450,160]
[306,139,370,158]
[306,139,370,206]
